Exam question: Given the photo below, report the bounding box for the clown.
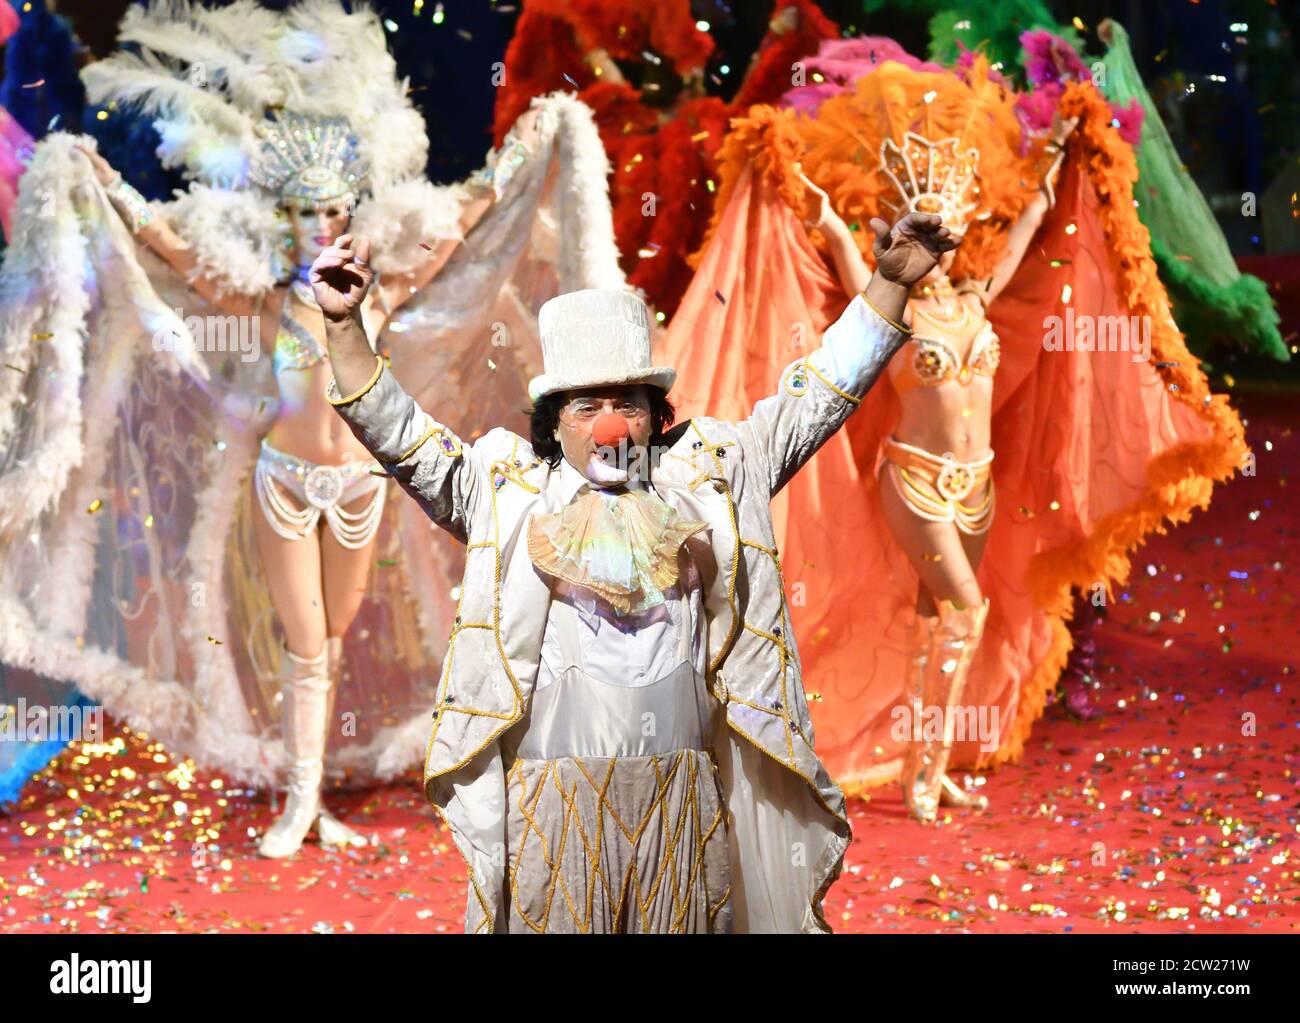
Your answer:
[309,203,953,932]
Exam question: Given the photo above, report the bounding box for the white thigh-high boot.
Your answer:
[316,636,366,849]
[259,642,365,857]
[259,643,331,857]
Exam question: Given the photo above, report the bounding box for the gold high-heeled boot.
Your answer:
[938,772,989,809]
[259,643,332,858]
[900,598,991,822]
[900,609,939,821]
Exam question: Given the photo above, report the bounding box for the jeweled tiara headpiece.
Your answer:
[878,131,980,234]
[250,109,369,211]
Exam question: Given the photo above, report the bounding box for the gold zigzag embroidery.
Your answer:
[504,753,729,933]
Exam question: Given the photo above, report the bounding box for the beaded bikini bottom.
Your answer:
[253,440,386,549]
[879,437,995,536]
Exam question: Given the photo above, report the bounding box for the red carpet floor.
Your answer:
[2,392,1296,934]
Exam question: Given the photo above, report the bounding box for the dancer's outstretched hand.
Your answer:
[798,172,833,231]
[869,212,957,288]
[310,234,373,321]
[513,108,542,151]
[74,142,119,186]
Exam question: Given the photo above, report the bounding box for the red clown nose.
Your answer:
[592,413,630,448]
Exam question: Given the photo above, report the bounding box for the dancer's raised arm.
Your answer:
[742,211,955,495]
[977,115,1077,302]
[75,143,262,317]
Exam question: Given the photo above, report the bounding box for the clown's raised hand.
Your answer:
[310,233,373,321]
[870,212,957,289]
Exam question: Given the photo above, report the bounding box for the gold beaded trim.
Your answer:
[326,355,385,407]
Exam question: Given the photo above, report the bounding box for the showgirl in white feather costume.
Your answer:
[0,0,625,853]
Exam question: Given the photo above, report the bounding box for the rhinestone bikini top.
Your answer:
[272,287,383,376]
[272,310,328,375]
[892,298,1001,393]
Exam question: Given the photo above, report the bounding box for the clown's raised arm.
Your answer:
[325,349,486,543]
[319,235,486,541]
[741,211,954,495]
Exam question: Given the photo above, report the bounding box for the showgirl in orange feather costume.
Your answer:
[656,51,1247,812]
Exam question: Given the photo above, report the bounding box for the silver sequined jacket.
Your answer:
[328,294,909,932]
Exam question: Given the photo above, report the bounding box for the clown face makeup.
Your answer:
[555,386,654,486]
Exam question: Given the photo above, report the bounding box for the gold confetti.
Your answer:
[206,635,223,645]
[86,498,103,514]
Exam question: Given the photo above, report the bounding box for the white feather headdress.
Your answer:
[82,0,428,194]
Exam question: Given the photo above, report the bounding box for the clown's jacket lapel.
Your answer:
[326,293,909,932]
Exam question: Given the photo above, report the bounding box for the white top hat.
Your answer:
[528,289,676,404]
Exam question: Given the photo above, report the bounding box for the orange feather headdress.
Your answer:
[796,56,1045,282]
